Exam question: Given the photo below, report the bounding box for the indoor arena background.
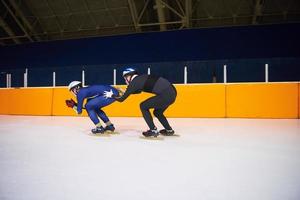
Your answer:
[0,23,300,118]
[0,1,300,200]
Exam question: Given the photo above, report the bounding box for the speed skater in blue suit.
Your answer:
[65,81,121,134]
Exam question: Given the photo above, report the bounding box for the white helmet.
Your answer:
[122,68,137,77]
[68,81,82,91]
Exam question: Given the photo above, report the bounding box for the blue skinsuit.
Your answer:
[76,85,118,125]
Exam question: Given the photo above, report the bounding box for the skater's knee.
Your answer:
[85,103,92,111]
[140,102,148,110]
[153,109,163,118]
[153,109,161,117]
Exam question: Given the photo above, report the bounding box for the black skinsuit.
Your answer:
[115,74,177,130]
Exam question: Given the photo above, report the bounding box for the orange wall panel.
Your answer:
[226,83,298,118]
[8,88,53,115]
[0,89,10,114]
[164,84,225,117]
[1,83,298,118]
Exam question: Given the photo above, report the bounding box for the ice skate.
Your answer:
[159,129,175,136]
[140,129,163,140]
[104,124,119,134]
[104,124,115,132]
[91,126,105,134]
[142,129,159,137]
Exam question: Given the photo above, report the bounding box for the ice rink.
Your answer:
[0,115,299,200]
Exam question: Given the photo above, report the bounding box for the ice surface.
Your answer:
[0,115,299,200]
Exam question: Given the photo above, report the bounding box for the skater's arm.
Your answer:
[114,84,137,102]
[76,94,85,114]
[115,87,124,96]
[104,81,141,101]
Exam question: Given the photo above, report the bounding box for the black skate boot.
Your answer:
[142,129,159,137]
[91,126,105,134]
[159,129,175,136]
[104,124,115,132]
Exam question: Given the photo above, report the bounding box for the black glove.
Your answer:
[65,99,77,108]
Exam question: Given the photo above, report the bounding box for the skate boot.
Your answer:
[142,128,159,137]
[104,124,115,132]
[91,126,105,134]
[159,129,175,136]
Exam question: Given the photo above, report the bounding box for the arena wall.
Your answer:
[0,83,298,118]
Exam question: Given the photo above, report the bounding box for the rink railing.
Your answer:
[3,63,288,88]
[0,82,299,119]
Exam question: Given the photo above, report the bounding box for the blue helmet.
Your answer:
[122,67,137,77]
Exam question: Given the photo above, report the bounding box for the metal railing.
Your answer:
[1,58,299,88]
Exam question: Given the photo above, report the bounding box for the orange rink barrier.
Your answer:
[226,83,299,118]
[0,83,299,118]
[0,88,53,115]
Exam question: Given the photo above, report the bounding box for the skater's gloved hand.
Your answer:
[103,89,114,99]
[65,99,77,108]
[73,106,80,114]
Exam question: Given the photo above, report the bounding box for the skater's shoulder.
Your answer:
[137,74,148,78]
[76,87,88,95]
[77,85,99,94]
[131,74,148,82]
[79,86,93,91]
[86,85,118,93]
[139,74,161,80]
[83,85,105,90]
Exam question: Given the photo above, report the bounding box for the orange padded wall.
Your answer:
[164,84,225,117]
[299,83,300,119]
[226,83,298,118]
[0,88,53,115]
[0,83,298,118]
[0,89,10,114]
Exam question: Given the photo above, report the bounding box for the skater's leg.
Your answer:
[86,96,114,123]
[96,109,115,131]
[153,107,172,130]
[140,96,158,130]
[154,86,177,133]
[86,96,116,133]
[85,100,105,133]
[90,95,115,123]
[85,106,100,125]
[95,109,109,123]
[140,93,176,129]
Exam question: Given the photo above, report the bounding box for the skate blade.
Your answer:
[88,133,111,137]
[162,134,180,137]
[105,130,120,135]
[139,136,164,140]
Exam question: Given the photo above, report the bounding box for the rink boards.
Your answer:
[0,83,299,118]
